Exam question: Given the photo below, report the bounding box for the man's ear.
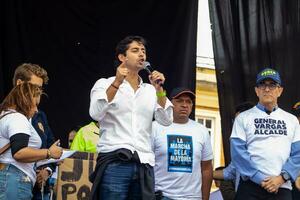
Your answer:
[118,54,126,62]
[16,79,24,86]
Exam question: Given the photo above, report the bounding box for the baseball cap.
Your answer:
[256,68,281,85]
[169,87,195,100]
[292,101,300,117]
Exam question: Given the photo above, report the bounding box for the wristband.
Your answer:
[156,90,166,97]
[111,83,119,90]
[46,149,51,159]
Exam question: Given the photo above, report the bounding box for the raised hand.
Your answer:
[149,70,165,90]
[115,62,129,86]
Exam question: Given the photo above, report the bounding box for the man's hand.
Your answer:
[261,176,285,193]
[115,62,128,86]
[36,168,50,188]
[149,70,165,90]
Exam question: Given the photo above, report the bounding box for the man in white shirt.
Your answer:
[231,68,300,200]
[152,87,213,200]
[89,35,173,200]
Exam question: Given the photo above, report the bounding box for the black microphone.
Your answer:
[143,61,163,86]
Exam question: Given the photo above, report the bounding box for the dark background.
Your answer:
[0,0,198,147]
[1,0,300,162]
[209,0,300,164]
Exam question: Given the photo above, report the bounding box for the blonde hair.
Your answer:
[0,83,42,117]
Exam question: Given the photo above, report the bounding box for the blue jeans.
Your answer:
[0,163,33,200]
[99,161,143,200]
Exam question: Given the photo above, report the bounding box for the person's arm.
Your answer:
[89,63,128,121]
[149,70,166,108]
[201,160,213,200]
[201,127,214,200]
[231,138,267,185]
[150,71,173,126]
[13,138,62,162]
[230,116,268,185]
[282,124,300,181]
[223,162,236,181]
[219,180,236,200]
[261,122,300,193]
[106,62,127,102]
[213,169,224,180]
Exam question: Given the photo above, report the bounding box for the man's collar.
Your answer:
[256,103,278,114]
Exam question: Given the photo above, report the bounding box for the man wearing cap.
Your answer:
[152,87,213,200]
[230,68,300,200]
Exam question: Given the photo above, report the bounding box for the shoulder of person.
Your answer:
[2,111,27,121]
[93,76,115,87]
[278,107,299,122]
[32,110,47,120]
[193,120,209,132]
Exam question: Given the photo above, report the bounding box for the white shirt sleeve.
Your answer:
[201,128,214,161]
[230,115,246,141]
[89,78,116,121]
[5,113,32,138]
[154,98,173,126]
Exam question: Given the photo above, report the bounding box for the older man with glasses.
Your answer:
[230,68,300,200]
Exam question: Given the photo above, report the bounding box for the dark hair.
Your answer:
[13,63,49,86]
[114,36,147,67]
[235,101,254,114]
[0,83,42,117]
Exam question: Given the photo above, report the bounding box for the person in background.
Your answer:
[89,35,173,200]
[70,121,100,153]
[0,82,62,200]
[13,63,56,200]
[214,165,235,200]
[231,68,300,200]
[152,87,213,200]
[68,129,77,148]
[291,101,300,200]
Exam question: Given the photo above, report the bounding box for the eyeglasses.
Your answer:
[257,83,280,90]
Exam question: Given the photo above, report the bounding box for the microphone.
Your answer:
[143,61,153,74]
[143,61,163,86]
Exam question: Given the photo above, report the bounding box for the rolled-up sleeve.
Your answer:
[154,98,173,126]
[89,78,115,121]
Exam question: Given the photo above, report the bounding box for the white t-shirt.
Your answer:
[231,106,300,189]
[0,110,42,185]
[152,119,213,200]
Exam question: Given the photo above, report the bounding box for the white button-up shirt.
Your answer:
[89,76,173,166]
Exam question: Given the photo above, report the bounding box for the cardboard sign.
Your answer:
[57,152,97,200]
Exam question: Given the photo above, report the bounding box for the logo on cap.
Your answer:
[256,68,281,85]
[261,69,277,77]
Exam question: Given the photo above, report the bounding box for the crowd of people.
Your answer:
[0,35,300,200]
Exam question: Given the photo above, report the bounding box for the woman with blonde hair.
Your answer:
[0,82,62,200]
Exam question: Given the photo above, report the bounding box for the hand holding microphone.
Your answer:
[143,61,165,89]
